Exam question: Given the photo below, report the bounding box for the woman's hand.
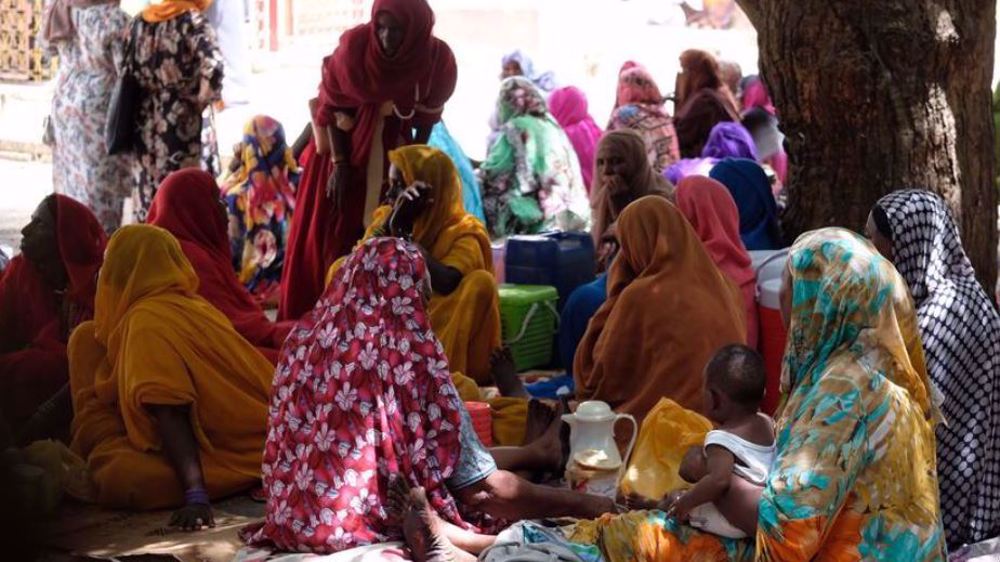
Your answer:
[327,164,354,210]
[170,503,215,532]
[388,181,433,237]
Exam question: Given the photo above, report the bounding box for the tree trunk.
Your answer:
[738,0,998,290]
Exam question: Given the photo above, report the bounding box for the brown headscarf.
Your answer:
[42,0,117,42]
[674,50,740,157]
[573,196,747,422]
[591,129,674,246]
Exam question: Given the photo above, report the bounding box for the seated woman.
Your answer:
[675,176,758,348]
[550,86,603,195]
[0,194,105,439]
[569,228,946,560]
[574,196,746,422]
[665,121,757,184]
[245,238,614,555]
[673,49,740,158]
[709,158,782,251]
[591,129,674,263]
[557,130,674,378]
[478,77,590,238]
[868,189,1000,549]
[147,169,295,363]
[605,62,680,173]
[69,225,274,527]
[331,145,501,384]
[218,115,300,305]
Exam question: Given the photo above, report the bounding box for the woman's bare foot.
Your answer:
[402,487,474,562]
[521,399,555,445]
[525,401,567,474]
[490,347,528,398]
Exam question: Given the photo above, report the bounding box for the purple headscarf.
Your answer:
[701,121,758,160]
[550,86,603,193]
[665,121,758,184]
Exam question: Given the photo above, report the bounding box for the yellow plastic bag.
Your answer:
[618,398,712,500]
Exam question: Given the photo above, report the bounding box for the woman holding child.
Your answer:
[570,228,946,561]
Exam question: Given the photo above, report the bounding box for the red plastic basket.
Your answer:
[465,401,493,446]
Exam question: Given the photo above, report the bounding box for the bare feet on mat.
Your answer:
[402,487,471,562]
[490,347,528,398]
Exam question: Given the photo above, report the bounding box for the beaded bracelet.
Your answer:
[184,487,210,506]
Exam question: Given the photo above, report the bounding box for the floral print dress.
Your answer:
[46,3,132,233]
[128,11,223,222]
[245,238,477,554]
[220,115,300,305]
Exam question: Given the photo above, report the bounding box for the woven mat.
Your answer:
[42,496,264,561]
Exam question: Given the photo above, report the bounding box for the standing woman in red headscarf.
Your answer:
[278,0,457,321]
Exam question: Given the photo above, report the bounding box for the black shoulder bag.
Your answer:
[105,21,143,155]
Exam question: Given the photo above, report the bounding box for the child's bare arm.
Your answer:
[667,445,735,521]
[678,445,708,483]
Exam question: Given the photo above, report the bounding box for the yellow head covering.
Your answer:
[377,145,491,266]
[94,224,199,350]
[141,0,213,23]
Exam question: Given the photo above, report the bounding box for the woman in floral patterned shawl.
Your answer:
[245,237,475,552]
[606,61,680,172]
[478,76,590,239]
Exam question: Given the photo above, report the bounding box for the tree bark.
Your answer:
[738,0,997,289]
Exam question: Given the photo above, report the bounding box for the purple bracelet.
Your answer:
[184,487,210,506]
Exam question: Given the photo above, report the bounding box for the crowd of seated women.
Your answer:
[1,0,997,559]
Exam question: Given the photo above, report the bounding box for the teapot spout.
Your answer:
[561,414,576,430]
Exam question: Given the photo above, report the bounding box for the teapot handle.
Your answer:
[615,413,639,468]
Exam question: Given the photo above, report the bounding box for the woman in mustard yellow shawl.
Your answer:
[331,145,502,384]
[68,225,274,530]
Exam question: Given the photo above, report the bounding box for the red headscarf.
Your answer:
[0,194,105,349]
[147,169,293,354]
[675,176,758,346]
[246,238,471,552]
[317,0,456,167]
[614,61,664,108]
[54,194,107,309]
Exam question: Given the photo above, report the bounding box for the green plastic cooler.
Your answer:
[498,284,559,371]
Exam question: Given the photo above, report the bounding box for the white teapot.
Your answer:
[562,401,638,471]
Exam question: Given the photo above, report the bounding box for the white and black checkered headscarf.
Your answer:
[875,189,1000,548]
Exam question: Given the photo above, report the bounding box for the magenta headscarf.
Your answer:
[740,76,776,115]
[550,86,603,194]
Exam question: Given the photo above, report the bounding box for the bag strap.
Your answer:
[122,19,139,70]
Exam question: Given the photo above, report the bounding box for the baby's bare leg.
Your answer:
[713,475,763,537]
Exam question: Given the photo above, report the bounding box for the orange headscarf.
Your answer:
[141,0,212,23]
[574,196,746,421]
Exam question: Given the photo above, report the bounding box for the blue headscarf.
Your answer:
[502,50,557,92]
[709,157,781,250]
[428,121,485,223]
